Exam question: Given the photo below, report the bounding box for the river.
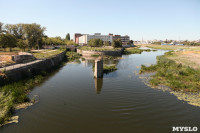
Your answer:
[0,50,199,133]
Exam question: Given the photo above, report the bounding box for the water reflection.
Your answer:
[81,55,120,94]
[94,78,103,94]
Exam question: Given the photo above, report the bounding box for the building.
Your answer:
[75,33,130,45]
[112,34,130,44]
[74,33,82,44]
[78,34,88,45]
[78,33,113,45]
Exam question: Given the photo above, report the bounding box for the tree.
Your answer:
[104,41,110,46]
[66,33,70,40]
[112,39,122,48]
[17,39,28,51]
[7,34,17,51]
[23,23,46,49]
[88,39,96,47]
[88,38,103,47]
[130,40,133,44]
[0,22,3,33]
[5,24,24,39]
[153,41,161,45]
[0,34,8,51]
[0,22,6,33]
[65,40,76,45]
[99,39,103,47]
[0,33,16,51]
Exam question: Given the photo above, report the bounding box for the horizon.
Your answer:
[1,0,200,41]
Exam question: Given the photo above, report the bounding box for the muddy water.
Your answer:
[0,50,199,133]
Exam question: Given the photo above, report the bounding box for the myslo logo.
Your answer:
[172,126,198,132]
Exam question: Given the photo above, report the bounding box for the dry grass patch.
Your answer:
[168,51,200,69]
[137,44,200,51]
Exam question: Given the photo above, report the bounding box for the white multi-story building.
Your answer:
[78,33,113,45]
[78,34,88,45]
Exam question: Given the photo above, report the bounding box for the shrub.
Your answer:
[66,51,81,61]
[104,41,110,46]
[88,39,103,47]
[112,39,122,48]
[103,65,117,73]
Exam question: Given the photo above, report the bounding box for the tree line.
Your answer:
[0,22,75,52]
[88,38,122,48]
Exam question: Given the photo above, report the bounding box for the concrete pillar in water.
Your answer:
[94,59,103,78]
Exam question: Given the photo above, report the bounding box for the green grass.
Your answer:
[0,75,44,125]
[124,48,142,54]
[139,51,200,92]
[66,51,81,61]
[91,54,100,57]
[79,46,121,51]
[33,49,65,59]
[124,47,157,55]
[103,65,117,73]
[81,58,85,61]
[103,55,115,60]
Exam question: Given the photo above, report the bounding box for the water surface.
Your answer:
[0,50,199,133]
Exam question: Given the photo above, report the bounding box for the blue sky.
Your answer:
[0,0,200,40]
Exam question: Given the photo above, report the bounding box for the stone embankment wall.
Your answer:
[0,50,66,86]
[77,48,123,56]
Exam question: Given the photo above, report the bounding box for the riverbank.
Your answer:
[135,45,200,107]
[123,46,157,54]
[66,51,81,62]
[140,51,200,92]
[79,46,121,51]
[136,44,200,51]
[77,46,123,56]
[0,49,66,86]
[0,49,74,126]
[0,75,45,125]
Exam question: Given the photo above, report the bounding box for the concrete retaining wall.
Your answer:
[0,50,66,86]
[77,48,123,56]
[12,54,36,63]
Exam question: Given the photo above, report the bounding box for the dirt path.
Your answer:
[0,60,42,72]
